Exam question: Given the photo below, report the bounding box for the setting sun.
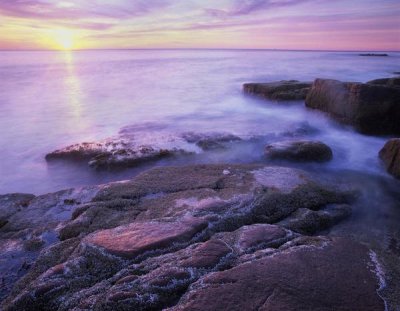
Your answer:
[54,29,74,50]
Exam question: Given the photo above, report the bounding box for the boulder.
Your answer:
[265,140,333,162]
[243,80,312,100]
[379,138,400,178]
[305,78,400,135]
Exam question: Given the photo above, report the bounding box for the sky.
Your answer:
[0,0,399,51]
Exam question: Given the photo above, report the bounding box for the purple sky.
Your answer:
[0,0,399,50]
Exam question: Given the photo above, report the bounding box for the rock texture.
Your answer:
[45,132,243,169]
[265,140,333,162]
[45,140,188,169]
[170,237,384,311]
[243,80,312,101]
[0,164,373,310]
[379,138,400,178]
[305,78,400,135]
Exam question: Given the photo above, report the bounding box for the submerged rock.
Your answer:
[305,78,400,135]
[379,138,400,179]
[243,80,312,100]
[1,164,360,310]
[265,140,333,162]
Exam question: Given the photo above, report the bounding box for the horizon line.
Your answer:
[0,47,399,53]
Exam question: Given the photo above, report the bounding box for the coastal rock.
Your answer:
[182,132,241,150]
[45,140,187,169]
[45,131,246,169]
[169,237,385,311]
[367,77,400,88]
[243,80,312,100]
[265,140,333,162]
[305,78,400,135]
[379,138,400,178]
[1,164,357,310]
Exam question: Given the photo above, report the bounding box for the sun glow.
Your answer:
[54,29,75,50]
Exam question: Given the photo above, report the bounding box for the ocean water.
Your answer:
[0,49,399,196]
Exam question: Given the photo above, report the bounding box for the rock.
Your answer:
[0,187,99,302]
[265,140,333,162]
[169,237,385,311]
[243,80,312,100]
[45,131,245,169]
[379,138,400,178]
[367,77,400,88]
[1,164,357,310]
[182,132,241,150]
[305,78,400,135]
[359,53,388,57]
[83,216,209,260]
[277,204,352,234]
[46,140,187,169]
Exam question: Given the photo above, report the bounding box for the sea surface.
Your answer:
[0,50,399,200]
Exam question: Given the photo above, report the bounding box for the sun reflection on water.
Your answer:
[63,51,83,121]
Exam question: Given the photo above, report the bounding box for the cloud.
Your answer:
[0,0,172,20]
[205,0,314,17]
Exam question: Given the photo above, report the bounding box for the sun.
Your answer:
[54,29,74,50]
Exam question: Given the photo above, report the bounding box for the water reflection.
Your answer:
[63,51,83,122]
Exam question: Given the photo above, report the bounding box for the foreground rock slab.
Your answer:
[243,80,312,100]
[265,140,333,162]
[379,138,400,179]
[305,78,400,135]
[1,164,361,310]
[170,237,384,311]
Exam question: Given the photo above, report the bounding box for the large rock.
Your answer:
[243,80,312,100]
[265,140,333,162]
[305,78,400,135]
[379,138,400,178]
[1,164,360,310]
[170,237,385,311]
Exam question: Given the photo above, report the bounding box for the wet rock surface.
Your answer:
[170,237,384,311]
[305,78,400,135]
[379,138,400,179]
[45,140,189,169]
[45,132,245,169]
[243,80,312,100]
[0,163,376,310]
[265,140,333,162]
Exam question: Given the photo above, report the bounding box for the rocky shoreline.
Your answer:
[1,76,400,310]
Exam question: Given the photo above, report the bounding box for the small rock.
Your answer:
[379,138,400,179]
[265,140,333,162]
[359,53,388,57]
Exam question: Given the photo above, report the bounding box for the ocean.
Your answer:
[0,49,398,197]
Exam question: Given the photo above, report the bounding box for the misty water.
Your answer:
[0,49,399,244]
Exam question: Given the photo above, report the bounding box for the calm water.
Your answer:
[0,49,399,195]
